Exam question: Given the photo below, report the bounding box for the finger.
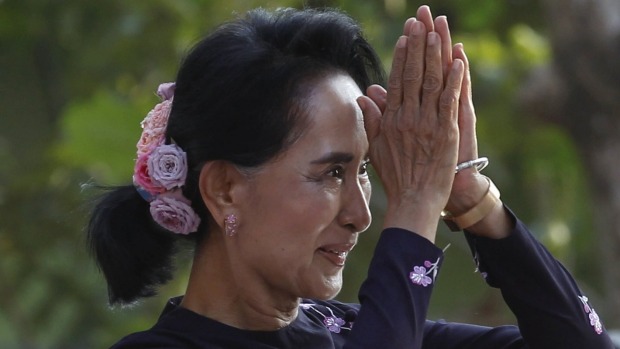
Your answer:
[385,36,408,113]
[366,84,387,114]
[452,43,472,105]
[434,16,453,80]
[416,5,435,32]
[452,43,478,161]
[358,95,383,142]
[419,31,444,122]
[400,21,426,124]
[440,58,464,125]
[403,17,416,35]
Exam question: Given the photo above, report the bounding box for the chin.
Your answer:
[305,278,342,300]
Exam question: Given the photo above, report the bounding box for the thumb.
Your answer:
[357,95,382,142]
[366,84,387,114]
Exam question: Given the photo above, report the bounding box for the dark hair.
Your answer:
[88,7,385,305]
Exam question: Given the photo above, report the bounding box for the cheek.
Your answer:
[251,182,339,239]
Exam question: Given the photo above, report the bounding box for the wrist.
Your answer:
[444,173,489,216]
[466,201,513,239]
[385,200,441,243]
[441,176,501,232]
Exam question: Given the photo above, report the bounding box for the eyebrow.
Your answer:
[310,152,355,165]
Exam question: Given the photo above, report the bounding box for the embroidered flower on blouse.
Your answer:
[323,316,346,333]
[300,303,352,333]
[472,251,488,280]
[409,257,440,287]
[578,295,604,335]
[589,310,603,334]
[410,266,433,287]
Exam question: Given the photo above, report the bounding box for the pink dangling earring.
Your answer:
[224,214,238,237]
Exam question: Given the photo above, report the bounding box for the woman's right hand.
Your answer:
[357,6,464,242]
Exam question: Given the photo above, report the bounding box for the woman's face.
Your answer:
[233,74,372,301]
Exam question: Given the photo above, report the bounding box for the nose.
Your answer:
[338,179,372,233]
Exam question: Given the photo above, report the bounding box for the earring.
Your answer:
[224,214,238,237]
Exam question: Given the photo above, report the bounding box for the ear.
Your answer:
[198,160,248,230]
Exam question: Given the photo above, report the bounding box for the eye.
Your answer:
[328,165,345,179]
[359,160,370,175]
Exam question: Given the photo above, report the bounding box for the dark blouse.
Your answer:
[111,208,614,348]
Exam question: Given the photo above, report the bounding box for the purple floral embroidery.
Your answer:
[409,257,440,287]
[589,310,603,334]
[410,266,433,286]
[299,303,353,333]
[579,295,604,335]
[473,251,488,280]
[324,316,346,333]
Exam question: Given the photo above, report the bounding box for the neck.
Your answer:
[181,231,300,331]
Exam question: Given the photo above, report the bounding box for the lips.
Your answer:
[318,243,354,267]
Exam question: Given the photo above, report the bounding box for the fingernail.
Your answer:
[404,17,416,34]
[428,32,438,45]
[357,97,366,111]
[413,21,425,34]
[452,58,463,71]
[397,36,407,48]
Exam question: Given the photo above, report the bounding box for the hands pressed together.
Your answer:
[358,5,512,242]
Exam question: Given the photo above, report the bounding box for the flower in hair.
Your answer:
[137,99,172,156]
[149,192,200,235]
[133,151,166,196]
[132,82,201,235]
[147,144,188,190]
[157,82,176,100]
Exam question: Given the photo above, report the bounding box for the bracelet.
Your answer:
[455,157,488,173]
[441,177,501,232]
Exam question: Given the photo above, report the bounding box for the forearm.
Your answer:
[465,211,614,348]
[346,228,443,349]
[465,198,513,239]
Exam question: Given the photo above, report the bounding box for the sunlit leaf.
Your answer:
[55,90,150,185]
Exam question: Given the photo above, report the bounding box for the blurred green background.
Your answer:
[1,0,619,347]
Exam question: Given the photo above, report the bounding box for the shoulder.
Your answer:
[110,326,222,349]
[109,319,210,349]
[110,331,185,349]
[109,297,215,349]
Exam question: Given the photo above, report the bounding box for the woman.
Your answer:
[89,5,614,348]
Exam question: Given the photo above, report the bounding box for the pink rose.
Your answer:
[149,194,200,235]
[141,99,172,131]
[133,152,166,195]
[147,144,188,190]
[136,99,172,155]
[136,129,165,157]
